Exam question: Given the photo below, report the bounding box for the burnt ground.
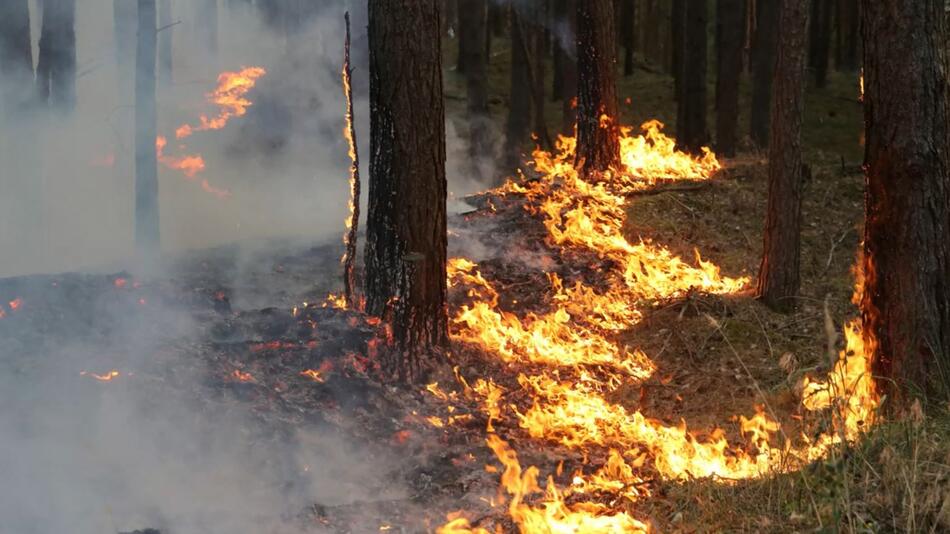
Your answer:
[0,152,869,533]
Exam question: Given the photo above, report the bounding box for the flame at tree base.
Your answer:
[437,120,879,532]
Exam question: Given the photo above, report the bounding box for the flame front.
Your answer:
[439,119,878,531]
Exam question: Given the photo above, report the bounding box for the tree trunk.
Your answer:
[462,0,491,177]
[196,0,218,57]
[808,0,833,87]
[835,0,858,71]
[621,0,636,76]
[756,0,809,312]
[115,0,137,97]
[671,0,685,106]
[750,0,779,148]
[861,0,950,404]
[158,0,173,86]
[365,0,448,383]
[677,0,708,153]
[552,0,577,133]
[36,0,77,111]
[529,0,548,148]
[457,0,480,73]
[575,0,620,175]
[136,0,160,253]
[503,2,533,173]
[0,0,34,115]
[715,0,746,157]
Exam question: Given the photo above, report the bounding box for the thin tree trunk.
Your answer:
[808,0,833,87]
[0,0,34,115]
[158,0,173,86]
[715,0,746,157]
[575,0,620,175]
[503,2,532,173]
[553,0,577,133]
[36,0,77,111]
[861,0,950,404]
[196,0,218,57]
[621,0,636,76]
[528,0,548,148]
[671,0,685,105]
[115,0,137,96]
[365,0,448,383]
[677,0,708,153]
[835,0,858,71]
[136,0,160,253]
[757,0,809,312]
[457,0,480,73]
[750,0,779,148]
[463,0,492,177]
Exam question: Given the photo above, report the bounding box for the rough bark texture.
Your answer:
[750,0,779,148]
[715,0,746,157]
[158,0,173,86]
[861,0,950,403]
[677,0,708,153]
[835,0,858,71]
[621,0,636,76]
[0,0,33,115]
[463,0,492,177]
[503,3,533,173]
[757,0,809,312]
[135,0,160,253]
[808,0,833,87]
[575,0,620,175]
[36,0,77,111]
[365,0,448,383]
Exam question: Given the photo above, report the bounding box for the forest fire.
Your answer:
[80,370,120,382]
[437,120,880,531]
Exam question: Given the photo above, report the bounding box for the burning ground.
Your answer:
[1,116,912,533]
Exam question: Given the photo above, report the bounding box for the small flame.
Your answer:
[300,369,326,383]
[8,298,22,311]
[80,370,120,382]
[230,369,255,383]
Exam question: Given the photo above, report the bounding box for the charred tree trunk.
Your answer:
[808,0,833,87]
[715,0,746,157]
[135,0,160,253]
[835,0,858,71]
[463,0,492,177]
[457,0,481,74]
[36,0,77,111]
[158,0,173,86]
[750,0,779,148]
[575,0,620,176]
[528,1,549,149]
[196,0,218,57]
[0,0,34,115]
[365,0,448,383]
[861,0,950,404]
[677,0,708,153]
[503,2,533,173]
[620,0,636,76]
[757,0,809,312]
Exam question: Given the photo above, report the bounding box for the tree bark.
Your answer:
[503,2,533,173]
[0,0,34,115]
[621,0,637,76]
[757,0,809,312]
[861,0,950,404]
[136,0,160,253]
[677,0,708,153]
[575,0,620,175]
[715,0,746,157]
[36,0,77,111]
[462,0,492,177]
[552,0,577,133]
[808,0,833,87]
[671,0,685,107]
[158,0,173,86]
[365,0,448,383]
[750,0,779,148]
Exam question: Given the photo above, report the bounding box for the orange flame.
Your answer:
[80,370,120,382]
[175,67,267,140]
